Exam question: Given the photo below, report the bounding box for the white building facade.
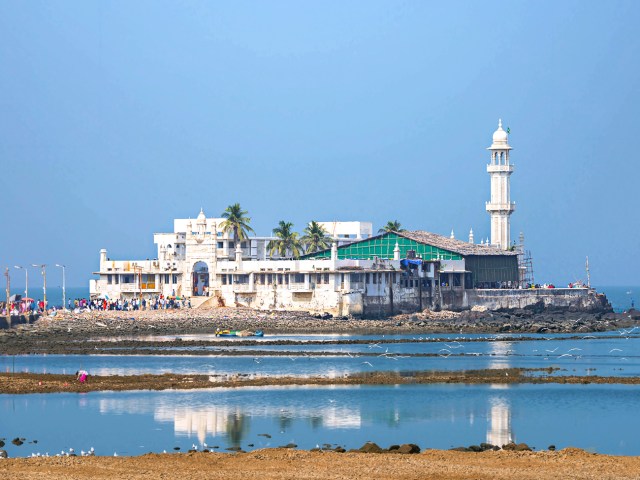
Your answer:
[89,213,407,315]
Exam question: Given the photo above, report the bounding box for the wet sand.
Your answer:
[2,369,639,394]
[2,448,640,480]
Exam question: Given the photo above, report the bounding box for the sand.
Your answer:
[2,448,640,480]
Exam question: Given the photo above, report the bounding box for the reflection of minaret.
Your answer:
[488,340,512,369]
[487,395,513,447]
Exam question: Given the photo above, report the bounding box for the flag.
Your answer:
[506,127,511,134]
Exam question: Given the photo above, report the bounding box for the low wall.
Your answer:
[464,288,609,312]
[0,314,39,329]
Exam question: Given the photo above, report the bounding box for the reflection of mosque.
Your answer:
[486,341,514,446]
[99,396,361,447]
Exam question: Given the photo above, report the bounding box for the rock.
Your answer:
[388,445,400,451]
[515,443,532,452]
[397,443,420,454]
[450,447,470,452]
[173,447,180,450]
[11,438,23,446]
[0,441,4,448]
[334,447,346,453]
[226,446,242,451]
[548,445,556,451]
[480,443,496,451]
[468,445,482,452]
[0,450,7,458]
[359,442,384,453]
[503,442,532,452]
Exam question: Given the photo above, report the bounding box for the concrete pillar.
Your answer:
[249,272,254,291]
[330,242,338,269]
[235,245,243,270]
[393,242,400,261]
[304,273,310,290]
[100,249,107,269]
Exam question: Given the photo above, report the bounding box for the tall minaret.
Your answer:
[486,119,515,249]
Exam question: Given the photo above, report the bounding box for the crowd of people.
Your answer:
[81,295,191,311]
[1,294,191,315]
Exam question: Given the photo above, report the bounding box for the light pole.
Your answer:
[4,267,10,316]
[31,264,47,311]
[55,264,66,310]
[14,266,28,298]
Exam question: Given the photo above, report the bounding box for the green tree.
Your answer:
[268,221,302,258]
[378,220,405,234]
[220,203,255,247]
[301,220,331,254]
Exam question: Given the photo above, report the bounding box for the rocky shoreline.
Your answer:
[0,306,638,356]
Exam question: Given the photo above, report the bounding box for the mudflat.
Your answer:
[2,448,640,480]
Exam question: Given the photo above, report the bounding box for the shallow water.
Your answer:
[3,334,639,377]
[1,383,640,458]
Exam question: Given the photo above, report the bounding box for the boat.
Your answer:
[215,329,264,338]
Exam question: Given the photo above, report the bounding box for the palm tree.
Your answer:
[378,220,405,234]
[268,221,303,258]
[220,204,255,247]
[302,220,331,254]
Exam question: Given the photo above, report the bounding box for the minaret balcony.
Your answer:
[486,202,516,212]
[487,164,514,173]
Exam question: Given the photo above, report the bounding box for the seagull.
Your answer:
[567,348,582,352]
[545,348,559,353]
[254,357,261,364]
[362,361,373,367]
[558,353,573,358]
[609,348,623,353]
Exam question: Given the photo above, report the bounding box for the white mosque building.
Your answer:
[89,121,565,315]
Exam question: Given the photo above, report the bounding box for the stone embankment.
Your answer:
[0,305,637,341]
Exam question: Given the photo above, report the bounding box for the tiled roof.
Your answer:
[397,231,518,256]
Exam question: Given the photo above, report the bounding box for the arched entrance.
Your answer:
[192,261,209,296]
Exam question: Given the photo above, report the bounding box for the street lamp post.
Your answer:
[14,266,28,298]
[31,264,47,311]
[4,267,10,316]
[55,264,66,311]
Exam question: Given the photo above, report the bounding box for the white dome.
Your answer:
[488,119,512,150]
[492,119,508,143]
[197,208,206,222]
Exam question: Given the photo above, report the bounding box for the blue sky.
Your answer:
[1,1,639,287]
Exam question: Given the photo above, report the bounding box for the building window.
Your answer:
[229,241,235,249]
[107,274,112,284]
[293,273,305,284]
[217,242,223,249]
[164,274,170,283]
[114,275,119,284]
[235,274,249,284]
[172,274,178,284]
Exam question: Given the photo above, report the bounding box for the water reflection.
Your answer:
[487,391,513,446]
[97,389,363,447]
